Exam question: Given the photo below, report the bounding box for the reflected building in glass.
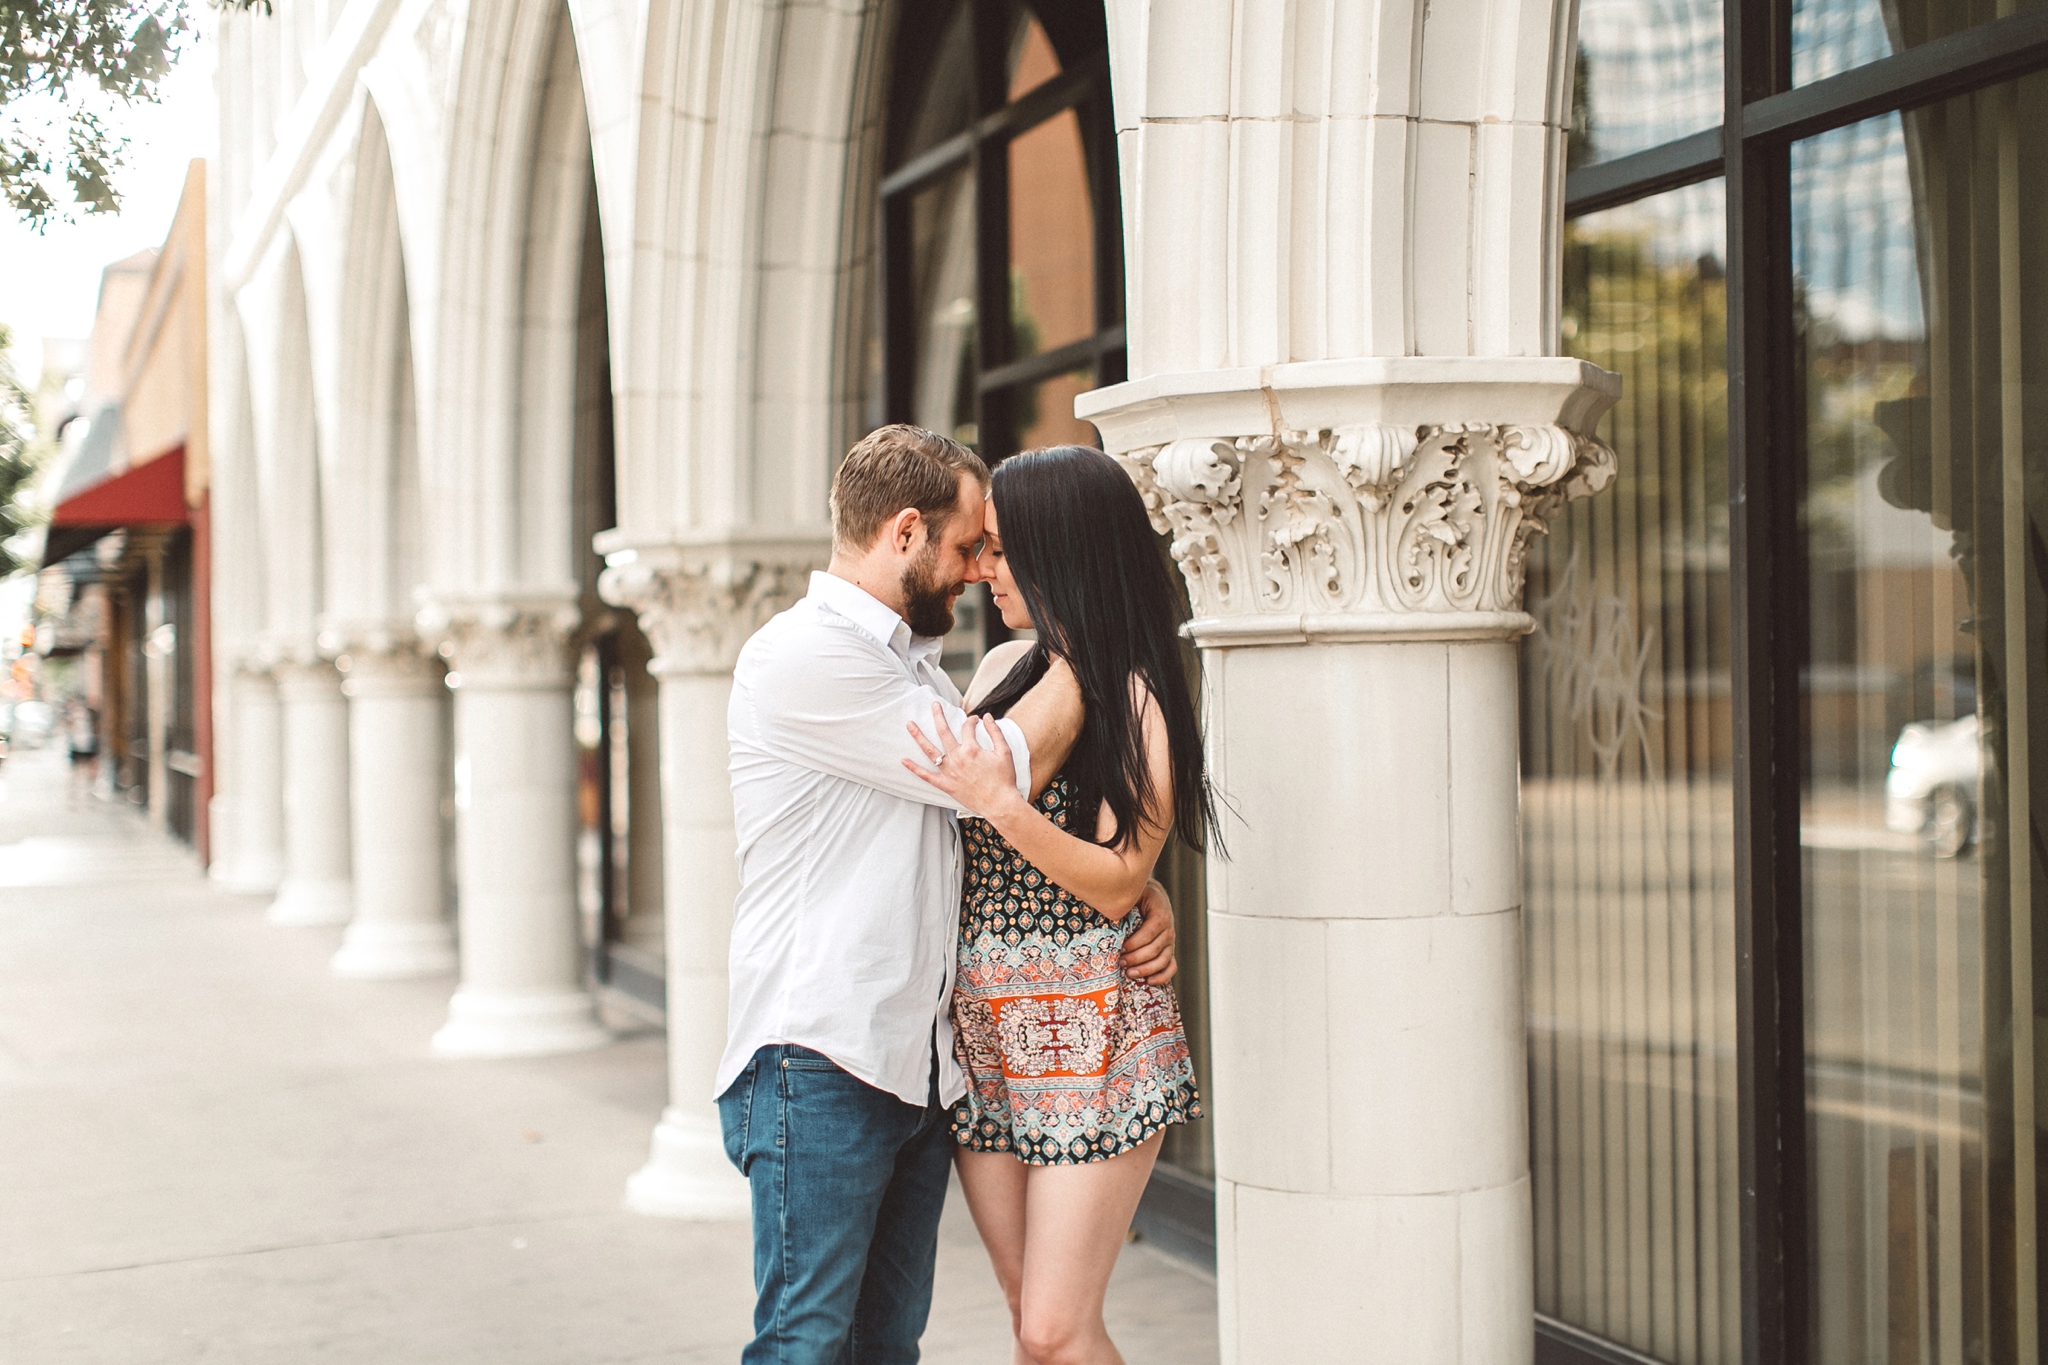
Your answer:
[1535,1,2048,1361]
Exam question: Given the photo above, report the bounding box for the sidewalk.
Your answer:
[0,747,1218,1364]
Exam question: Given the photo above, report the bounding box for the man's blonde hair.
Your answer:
[829,424,990,553]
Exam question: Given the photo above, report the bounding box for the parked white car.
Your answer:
[5,701,56,750]
[1886,714,1981,858]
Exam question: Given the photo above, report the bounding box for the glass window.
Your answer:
[1006,22,1095,363]
[1794,81,2048,1362]
[908,170,977,445]
[1004,366,1098,453]
[1527,178,1740,1364]
[1571,0,1723,168]
[897,3,973,163]
[1793,0,2047,87]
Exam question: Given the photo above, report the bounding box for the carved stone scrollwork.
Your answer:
[270,654,344,699]
[1117,422,1615,635]
[599,551,822,676]
[333,631,445,696]
[419,599,582,687]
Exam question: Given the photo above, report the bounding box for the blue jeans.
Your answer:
[718,1044,954,1365]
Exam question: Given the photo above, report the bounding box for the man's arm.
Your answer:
[1121,878,1178,984]
[741,620,1031,810]
[1000,654,1083,800]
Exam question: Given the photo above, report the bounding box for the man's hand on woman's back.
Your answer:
[1121,879,1177,984]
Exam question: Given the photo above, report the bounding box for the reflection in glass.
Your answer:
[1527,180,1738,1364]
[1007,367,1098,454]
[898,1,973,163]
[1570,0,1722,167]
[1795,81,2047,1362]
[909,170,977,446]
[1006,22,1094,361]
[1793,0,2045,87]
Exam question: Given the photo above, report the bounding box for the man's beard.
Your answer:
[900,538,960,638]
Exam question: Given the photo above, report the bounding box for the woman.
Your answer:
[905,444,1216,1365]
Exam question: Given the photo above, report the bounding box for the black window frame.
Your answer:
[878,0,1127,464]
[1543,5,2048,1364]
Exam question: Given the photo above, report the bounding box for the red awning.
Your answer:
[43,446,189,567]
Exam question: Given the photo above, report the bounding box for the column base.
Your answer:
[213,858,284,896]
[623,1107,751,1220]
[266,877,354,926]
[430,988,611,1058]
[332,920,458,979]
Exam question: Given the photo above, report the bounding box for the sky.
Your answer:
[0,29,219,388]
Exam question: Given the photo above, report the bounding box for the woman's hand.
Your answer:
[904,705,1031,820]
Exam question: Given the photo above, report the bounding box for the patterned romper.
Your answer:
[949,775,1202,1164]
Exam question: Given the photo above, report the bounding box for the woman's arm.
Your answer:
[964,639,1035,710]
[906,685,1173,918]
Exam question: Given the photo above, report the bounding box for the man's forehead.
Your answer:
[949,480,988,536]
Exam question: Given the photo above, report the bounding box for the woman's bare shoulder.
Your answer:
[965,640,1036,709]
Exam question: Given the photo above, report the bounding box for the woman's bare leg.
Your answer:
[955,1147,1036,1364]
[1014,1133,1164,1365]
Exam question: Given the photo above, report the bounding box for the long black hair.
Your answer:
[974,445,1218,853]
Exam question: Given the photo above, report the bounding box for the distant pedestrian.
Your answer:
[66,700,98,797]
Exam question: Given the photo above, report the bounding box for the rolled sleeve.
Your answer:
[991,717,1031,800]
[742,617,1028,811]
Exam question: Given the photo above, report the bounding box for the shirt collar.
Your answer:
[808,571,945,665]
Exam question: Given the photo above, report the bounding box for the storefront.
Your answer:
[1527,2,2048,1360]
[40,165,213,855]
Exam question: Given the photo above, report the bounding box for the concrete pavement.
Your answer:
[0,747,1218,1364]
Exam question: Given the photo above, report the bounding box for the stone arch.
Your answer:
[207,318,288,898]
[608,0,887,548]
[328,96,426,639]
[235,233,327,655]
[235,232,357,929]
[425,0,606,604]
[419,0,622,1059]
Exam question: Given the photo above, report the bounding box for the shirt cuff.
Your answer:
[991,717,1032,800]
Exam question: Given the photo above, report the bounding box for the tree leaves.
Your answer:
[0,326,40,579]
[0,0,265,229]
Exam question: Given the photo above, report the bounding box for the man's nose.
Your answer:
[963,553,990,584]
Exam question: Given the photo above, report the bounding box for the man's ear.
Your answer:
[886,507,923,556]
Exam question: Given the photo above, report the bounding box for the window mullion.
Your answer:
[1725,0,1805,1359]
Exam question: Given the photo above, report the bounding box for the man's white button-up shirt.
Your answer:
[717,571,1033,1108]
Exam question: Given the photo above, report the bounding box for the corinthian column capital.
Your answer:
[329,629,445,698]
[597,537,828,676]
[1079,357,1623,645]
[417,595,581,689]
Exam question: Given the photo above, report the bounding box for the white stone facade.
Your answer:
[206,0,1617,1359]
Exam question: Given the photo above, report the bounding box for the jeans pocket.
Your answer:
[716,1060,757,1174]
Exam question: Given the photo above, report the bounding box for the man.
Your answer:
[718,425,1177,1363]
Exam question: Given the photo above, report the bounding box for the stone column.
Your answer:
[600,544,820,1218]
[213,661,287,894]
[616,625,666,954]
[331,638,456,978]
[269,657,355,926]
[1081,367,1617,1362]
[428,599,609,1057]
